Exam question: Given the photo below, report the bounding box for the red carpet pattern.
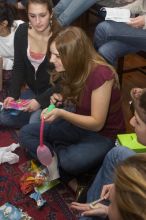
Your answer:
[0,128,78,220]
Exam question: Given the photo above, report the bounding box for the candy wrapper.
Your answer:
[20,171,46,194]
[0,202,32,220]
[5,99,30,110]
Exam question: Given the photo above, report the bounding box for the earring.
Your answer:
[29,22,32,29]
[49,18,52,27]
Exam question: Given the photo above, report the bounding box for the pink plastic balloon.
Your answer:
[37,106,55,166]
[37,143,52,167]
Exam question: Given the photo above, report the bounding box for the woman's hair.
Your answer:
[26,0,53,14]
[0,0,17,28]
[51,26,118,103]
[131,89,146,124]
[115,154,146,220]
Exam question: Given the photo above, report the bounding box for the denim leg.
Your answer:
[87,146,135,202]
[20,89,35,99]
[19,122,43,158]
[94,21,146,64]
[6,0,16,3]
[0,109,31,128]
[56,132,114,175]
[53,0,72,18]
[98,41,138,65]
[19,120,83,160]
[79,146,135,220]
[19,119,114,175]
[29,109,42,124]
[94,21,146,49]
[54,0,97,26]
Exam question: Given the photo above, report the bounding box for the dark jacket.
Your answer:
[9,22,55,108]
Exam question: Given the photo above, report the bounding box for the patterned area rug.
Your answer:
[0,128,78,220]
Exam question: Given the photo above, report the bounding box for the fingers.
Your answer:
[71,205,90,212]
[3,97,14,108]
[50,95,57,104]
[100,184,112,200]
[50,93,62,104]
[128,16,144,28]
[23,105,32,112]
[100,186,109,199]
[70,202,91,212]
[71,202,90,208]
[41,108,48,117]
[81,209,102,217]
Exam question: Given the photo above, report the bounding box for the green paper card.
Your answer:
[117,133,146,153]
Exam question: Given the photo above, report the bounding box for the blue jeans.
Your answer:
[79,146,135,220]
[53,0,97,26]
[53,0,135,26]
[94,21,146,65]
[0,89,41,128]
[19,119,114,176]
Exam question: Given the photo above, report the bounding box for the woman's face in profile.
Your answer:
[108,185,122,220]
[50,41,65,72]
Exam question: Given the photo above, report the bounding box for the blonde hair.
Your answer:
[52,26,119,103]
[115,154,146,220]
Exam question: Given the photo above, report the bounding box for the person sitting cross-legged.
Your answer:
[94,0,146,66]
[19,26,125,182]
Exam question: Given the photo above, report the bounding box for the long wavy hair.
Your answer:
[51,26,119,103]
[115,154,146,220]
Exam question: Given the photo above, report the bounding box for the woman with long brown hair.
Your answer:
[19,26,125,179]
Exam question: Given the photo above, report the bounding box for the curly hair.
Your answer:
[0,0,17,28]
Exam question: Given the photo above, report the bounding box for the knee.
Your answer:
[58,150,87,175]
[0,111,12,127]
[94,22,110,41]
[59,154,78,175]
[98,44,110,58]
[105,146,135,164]
[94,21,115,49]
[98,44,115,64]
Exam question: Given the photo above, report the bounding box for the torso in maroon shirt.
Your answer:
[76,65,125,139]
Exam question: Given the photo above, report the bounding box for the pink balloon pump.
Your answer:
[37,104,55,166]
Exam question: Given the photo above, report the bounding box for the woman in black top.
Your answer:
[0,0,61,128]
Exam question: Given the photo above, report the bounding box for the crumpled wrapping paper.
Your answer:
[0,143,20,164]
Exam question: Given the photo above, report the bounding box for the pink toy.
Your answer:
[6,99,30,110]
[37,116,53,167]
[37,104,56,167]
